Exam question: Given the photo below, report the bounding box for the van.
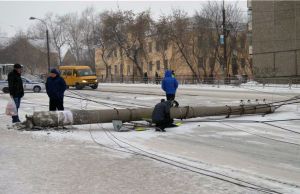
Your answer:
[58,66,98,90]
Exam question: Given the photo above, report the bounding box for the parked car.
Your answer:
[0,77,45,93]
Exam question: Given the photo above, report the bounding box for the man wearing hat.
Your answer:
[7,63,24,123]
[46,68,67,111]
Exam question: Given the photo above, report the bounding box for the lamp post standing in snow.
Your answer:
[29,16,50,73]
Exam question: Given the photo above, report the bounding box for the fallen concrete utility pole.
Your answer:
[24,104,275,128]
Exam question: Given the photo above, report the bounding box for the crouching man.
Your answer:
[151,99,177,132]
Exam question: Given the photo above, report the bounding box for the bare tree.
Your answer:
[168,9,201,82]
[155,16,172,70]
[61,12,84,65]
[26,22,45,40]
[44,13,67,66]
[101,10,152,76]
[190,14,212,79]
[80,7,100,69]
[199,1,245,77]
[97,11,117,80]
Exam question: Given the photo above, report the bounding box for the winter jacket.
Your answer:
[8,70,24,98]
[46,74,67,101]
[152,100,172,122]
[161,70,178,95]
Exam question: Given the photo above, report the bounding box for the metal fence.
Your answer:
[98,75,300,88]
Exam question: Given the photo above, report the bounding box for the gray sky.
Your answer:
[0,0,247,37]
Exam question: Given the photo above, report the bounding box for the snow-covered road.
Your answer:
[0,83,299,193]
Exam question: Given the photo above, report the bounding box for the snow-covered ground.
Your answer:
[0,83,299,193]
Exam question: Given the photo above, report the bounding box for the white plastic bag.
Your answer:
[5,98,18,116]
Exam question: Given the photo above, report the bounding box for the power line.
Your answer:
[96,124,282,194]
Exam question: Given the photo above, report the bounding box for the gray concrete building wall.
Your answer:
[251,0,300,77]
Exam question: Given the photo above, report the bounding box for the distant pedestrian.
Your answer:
[7,64,24,123]
[46,68,67,111]
[155,72,159,85]
[143,72,148,84]
[152,99,177,132]
[162,70,179,107]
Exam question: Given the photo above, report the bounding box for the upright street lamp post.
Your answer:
[29,17,50,73]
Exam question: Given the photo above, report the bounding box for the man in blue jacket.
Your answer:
[46,68,67,111]
[162,70,179,107]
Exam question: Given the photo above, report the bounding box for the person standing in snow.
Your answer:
[7,63,24,123]
[46,68,67,111]
[161,70,179,107]
[155,71,159,85]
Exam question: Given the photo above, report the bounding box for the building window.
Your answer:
[120,64,124,75]
[198,57,204,69]
[232,57,238,75]
[198,36,203,48]
[163,59,168,69]
[114,65,118,75]
[127,65,131,74]
[149,61,153,71]
[240,36,246,49]
[156,60,160,71]
[241,58,246,68]
[163,42,168,50]
[148,42,152,53]
[247,33,252,45]
[108,66,111,75]
[114,50,117,57]
[140,62,144,73]
[156,41,160,52]
[231,36,237,49]
[209,57,215,69]
[208,35,214,47]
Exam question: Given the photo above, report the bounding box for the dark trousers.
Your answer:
[154,119,173,130]
[12,97,21,123]
[166,94,175,101]
[49,99,64,111]
[166,94,179,107]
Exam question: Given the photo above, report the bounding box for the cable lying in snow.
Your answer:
[90,123,284,194]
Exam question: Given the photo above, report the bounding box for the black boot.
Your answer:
[155,127,166,132]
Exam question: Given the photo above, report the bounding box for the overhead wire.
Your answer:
[32,85,298,193]
[220,122,300,147]
[70,89,282,193]
[66,89,150,108]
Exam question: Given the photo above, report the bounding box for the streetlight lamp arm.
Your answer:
[29,17,48,29]
[29,16,51,73]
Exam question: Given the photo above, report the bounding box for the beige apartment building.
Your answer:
[95,32,251,82]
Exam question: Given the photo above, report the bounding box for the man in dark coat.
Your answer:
[161,70,179,107]
[155,72,160,85]
[46,68,67,111]
[152,99,176,132]
[8,63,24,123]
[143,72,148,84]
